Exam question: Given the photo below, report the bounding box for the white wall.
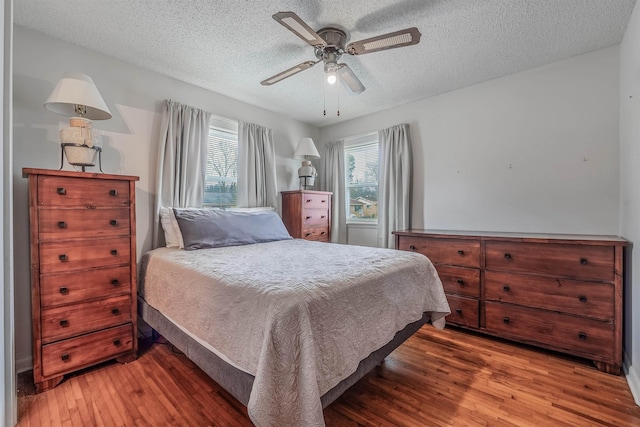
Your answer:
[12,26,318,372]
[620,1,640,406]
[320,47,621,236]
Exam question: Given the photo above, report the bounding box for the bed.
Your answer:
[138,208,450,426]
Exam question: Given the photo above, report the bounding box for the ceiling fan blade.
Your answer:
[272,12,326,47]
[338,64,365,94]
[260,60,319,86]
[346,27,421,55]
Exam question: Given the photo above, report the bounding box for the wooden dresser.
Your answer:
[281,190,332,242]
[394,229,627,374]
[23,168,139,392]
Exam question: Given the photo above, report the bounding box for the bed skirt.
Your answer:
[137,295,429,408]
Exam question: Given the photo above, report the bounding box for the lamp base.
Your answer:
[298,160,316,190]
[59,143,103,173]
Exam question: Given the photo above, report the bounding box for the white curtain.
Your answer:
[153,100,212,247]
[377,123,412,249]
[318,140,347,244]
[237,121,278,209]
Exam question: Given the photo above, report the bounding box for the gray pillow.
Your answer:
[172,208,292,250]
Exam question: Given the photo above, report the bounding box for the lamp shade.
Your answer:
[294,137,320,159]
[44,73,112,120]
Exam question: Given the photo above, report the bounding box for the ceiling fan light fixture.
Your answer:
[327,73,337,85]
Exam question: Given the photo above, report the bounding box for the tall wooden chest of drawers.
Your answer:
[23,168,139,392]
[281,190,332,242]
[394,230,627,374]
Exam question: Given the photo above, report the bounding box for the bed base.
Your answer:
[138,295,429,408]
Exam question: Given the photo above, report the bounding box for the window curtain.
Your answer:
[377,123,413,249]
[153,99,212,248]
[237,121,277,209]
[318,140,347,243]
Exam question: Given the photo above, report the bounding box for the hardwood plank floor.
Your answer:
[17,326,640,426]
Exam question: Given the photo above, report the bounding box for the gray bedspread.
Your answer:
[140,239,450,427]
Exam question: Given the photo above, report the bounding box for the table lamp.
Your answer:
[294,137,320,189]
[44,73,112,172]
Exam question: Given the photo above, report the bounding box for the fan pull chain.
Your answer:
[323,76,327,116]
[337,72,340,117]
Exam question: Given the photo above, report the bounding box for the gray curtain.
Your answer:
[153,100,212,248]
[237,121,277,209]
[377,123,413,249]
[318,140,347,244]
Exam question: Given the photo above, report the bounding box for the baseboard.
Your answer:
[624,351,640,406]
[15,356,32,374]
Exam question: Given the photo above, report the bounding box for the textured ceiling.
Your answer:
[14,0,637,128]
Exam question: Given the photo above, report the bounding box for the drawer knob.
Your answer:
[110,219,119,226]
[321,215,326,219]
[504,253,512,260]
[456,279,464,285]
[580,258,588,265]
[109,189,118,196]
[409,245,416,250]
[59,254,68,262]
[112,308,120,315]
[503,317,510,324]
[56,187,66,195]
[457,250,464,256]
[305,233,312,237]
[306,199,312,203]
[579,295,587,303]
[113,338,121,346]
[455,308,462,314]
[59,287,69,295]
[321,200,326,203]
[503,285,510,292]
[61,353,70,362]
[578,332,587,340]
[320,231,326,235]
[59,319,69,327]
[306,216,312,220]
[111,249,118,256]
[57,221,67,229]
[111,279,120,286]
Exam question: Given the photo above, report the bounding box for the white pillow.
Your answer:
[159,207,184,248]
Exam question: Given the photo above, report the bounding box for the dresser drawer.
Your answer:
[445,294,479,328]
[398,237,481,268]
[485,302,614,361]
[485,241,614,281]
[40,237,131,274]
[302,209,329,226]
[436,265,480,298]
[301,226,330,242]
[40,266,131,308]
[41,324,134,378]
[41,295,132,343]
[39,208,130,241]
[38,176,130,207]
[302,193,330,210]
[485,271,614,321]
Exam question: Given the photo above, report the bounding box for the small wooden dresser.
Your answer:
[23,168,139,392]
[281,190,332,242]
[394,229,627,374]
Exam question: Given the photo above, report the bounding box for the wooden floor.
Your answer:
[17,326,640,426]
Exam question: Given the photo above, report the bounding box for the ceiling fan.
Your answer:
[260,12,422,94]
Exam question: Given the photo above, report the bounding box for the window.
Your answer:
[345,133,379,223]
[204,116,238,208]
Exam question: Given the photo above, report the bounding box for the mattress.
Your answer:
[139,239,450,426]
